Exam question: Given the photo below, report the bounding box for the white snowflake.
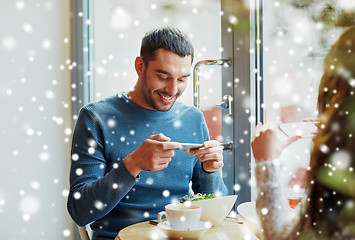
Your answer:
[63,229,71,237]
[233,184,241,191]
[329,150,351,170]
[72,153,79,161]
[20,195,40,215]
[261,207,268,215]
[146,178,154,185]
[74,192,81,200]
[162,190,170,197]
[110,7,131,30]
[94,200,104,210]
[39,152,50,162]
[45,90,55,99]
[22,214,30,221]
[320,144,330,154]
[75,168,83,176]
[42,39,51,49]
[30,181,40,190]
[16,1,25,9]
[88,147,95,154]
[173,120,182,128]
[2,36,16,50]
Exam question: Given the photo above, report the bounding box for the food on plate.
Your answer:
[180,193,216,203]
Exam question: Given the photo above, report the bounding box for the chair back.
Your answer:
[78,225,90,240]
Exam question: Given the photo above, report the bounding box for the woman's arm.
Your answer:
[251,124,302,240]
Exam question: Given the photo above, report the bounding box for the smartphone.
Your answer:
[178,143,204,150]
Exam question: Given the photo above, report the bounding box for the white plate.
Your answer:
[157,221,210,239]
[279,121,317,138]
[237,202,259,224]
[237,201,297,225]
[178,143,203,150]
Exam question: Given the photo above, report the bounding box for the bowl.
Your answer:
[193,195,238,226]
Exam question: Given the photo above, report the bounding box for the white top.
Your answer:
[255,160,302,240]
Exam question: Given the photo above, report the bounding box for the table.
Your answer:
[116,217,260,240]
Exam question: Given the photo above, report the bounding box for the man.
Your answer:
[67,26,228,240]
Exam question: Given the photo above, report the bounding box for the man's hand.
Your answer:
[186,140,224,173]
[123,133,180,177]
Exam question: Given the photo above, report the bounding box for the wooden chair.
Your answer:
[78,225,90,240]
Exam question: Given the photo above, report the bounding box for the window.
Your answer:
[262,0,353,190]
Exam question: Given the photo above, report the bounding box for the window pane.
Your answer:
[262,1,352,188]
[92,0,222,110]
[264,1,351,123]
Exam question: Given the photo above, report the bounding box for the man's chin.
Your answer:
[153,101,175,111]
[156,105,173,112]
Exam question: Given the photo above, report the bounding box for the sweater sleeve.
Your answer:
[255,160,302,240]
[199,168,228,196]
[67,107,137,226]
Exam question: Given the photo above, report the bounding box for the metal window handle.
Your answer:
[221,141,233,150]
[192,58,233,151]
[216,95,233,115]
[193,58,232,109]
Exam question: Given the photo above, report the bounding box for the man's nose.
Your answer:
[165,79,179,95]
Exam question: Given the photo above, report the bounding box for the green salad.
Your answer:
[180,193,216,203]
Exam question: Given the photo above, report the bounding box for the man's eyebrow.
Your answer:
[181,73,191,78]
[156,69,171,75]
[156,69,190,78]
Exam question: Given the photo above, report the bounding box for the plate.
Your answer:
[237,201,297,225]
[157,221,210,239]
[237,202,259,224]
[178,143,203,150]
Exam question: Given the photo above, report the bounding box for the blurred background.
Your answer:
[0,0,354,239]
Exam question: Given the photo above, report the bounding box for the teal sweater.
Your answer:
[67,93,228,239]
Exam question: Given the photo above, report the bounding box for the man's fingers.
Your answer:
[148,134,181,150]
[203,160,224,172]
[198,152,223,162]
[158,157,172,165]
[202,140,220,148]
[155,141,180,150]
[189,145,223,156]
[158,149,175,158]
[149,133,171,141]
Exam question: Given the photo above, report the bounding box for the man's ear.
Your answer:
[135,56,144,77]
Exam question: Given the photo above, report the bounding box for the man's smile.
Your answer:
[157,92,175,104]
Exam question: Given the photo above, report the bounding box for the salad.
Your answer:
[180,193,216,203]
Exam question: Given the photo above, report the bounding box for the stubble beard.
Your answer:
[140,73,178,112]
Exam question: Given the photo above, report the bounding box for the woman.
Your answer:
[251,26,355,239]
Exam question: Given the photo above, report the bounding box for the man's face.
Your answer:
[138,49,191,111]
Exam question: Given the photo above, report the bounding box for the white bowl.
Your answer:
[237,201,259,224]
[193,195,238,226]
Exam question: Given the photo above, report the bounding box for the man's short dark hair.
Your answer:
[140,26,194,65]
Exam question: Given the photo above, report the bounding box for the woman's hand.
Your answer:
[251,123,301,162]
